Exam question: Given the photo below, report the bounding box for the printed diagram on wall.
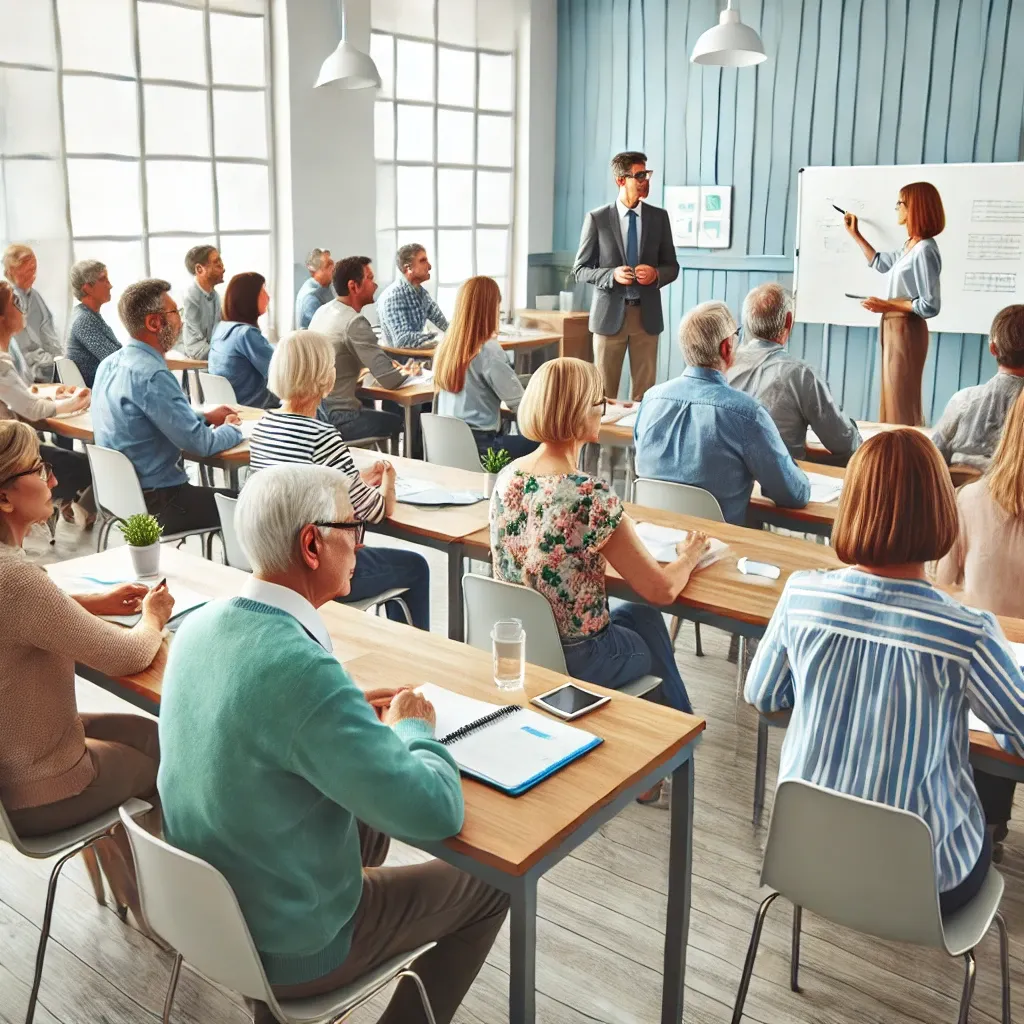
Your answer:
[664,186,732,248]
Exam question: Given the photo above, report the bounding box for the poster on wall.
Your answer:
[664,185,733,248]
[664,186,700,246]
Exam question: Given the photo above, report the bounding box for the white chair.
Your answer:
[752,709,791,827]
[54,356,86,388]
[731,780,1010,1024]
[420,413,481,472]
[197,371,237,407]
[2,796,151,1024]
[118,807,438,1024]
[215,494,413,625]
[462,573,661,699]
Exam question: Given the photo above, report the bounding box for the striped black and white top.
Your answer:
[249,410,386,523]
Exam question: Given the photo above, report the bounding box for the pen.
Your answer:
[832,204,846,215]
[156,578,167,588]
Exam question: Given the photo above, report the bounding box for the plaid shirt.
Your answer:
[376,276,448,349]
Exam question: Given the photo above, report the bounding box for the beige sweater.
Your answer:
[0,546,163,810]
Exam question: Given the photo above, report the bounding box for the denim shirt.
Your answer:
[92,340,243,490]
[294,278,334,330]
[633,366,810,525]
[209,321,278,409]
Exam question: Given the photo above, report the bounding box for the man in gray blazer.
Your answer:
[573,151,679,400]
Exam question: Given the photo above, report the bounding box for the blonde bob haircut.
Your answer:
[268,329,336,402]
[517,357,603,444]
[832,429,957,566]
[987,389,1024,520]
[0,421,41,546]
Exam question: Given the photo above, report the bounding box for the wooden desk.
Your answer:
[48,546,706,1024]
[748,460,845,537]
[356,379,435,457]
[379,330,561,373]
[517,310,593,362]
[165,352,208,398]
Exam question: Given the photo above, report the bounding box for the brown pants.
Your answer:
[594,304,659,401]
[254,824,509,1024]
[879,311,929,425]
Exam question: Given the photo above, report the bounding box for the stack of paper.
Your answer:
[395,476,485,507]
[805,472,843,504]
[633,521,727,570]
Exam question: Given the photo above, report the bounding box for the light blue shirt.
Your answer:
[12,285,61,381]
[209,321,279,409]
[436,338,523,431]
[92,340,243,490]
[871,236,941,319]
[746,568,1024,892]
[633,366,810,525]
[294,277,334,330]
[376,276,449,349]
[182,282,221,359]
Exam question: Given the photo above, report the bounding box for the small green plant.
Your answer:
[480,447,511,474]
[116,513,163,547]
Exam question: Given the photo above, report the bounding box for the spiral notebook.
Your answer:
[416,683,602,795]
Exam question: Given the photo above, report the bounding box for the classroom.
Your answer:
[2,1,1024,1022]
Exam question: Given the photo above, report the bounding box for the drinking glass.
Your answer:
[491,618,525,691]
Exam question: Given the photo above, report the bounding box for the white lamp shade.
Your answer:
[690,7,767,67]
[315,39,382,90]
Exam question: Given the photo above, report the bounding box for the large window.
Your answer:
[0,0,272,340]
[371,0,516,317]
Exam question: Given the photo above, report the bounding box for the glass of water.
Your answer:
[491,618,525,691]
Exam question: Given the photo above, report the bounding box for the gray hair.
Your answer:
[235,464,354,575]
[70,259,107,300]
[3,244,34,277]
[742,283,793,342]
[305,247,330,274]
[611,151,647,178]
[118,278,171,338]
[268,329,336,401]
[396,242,425,273]
[679,301,737,368]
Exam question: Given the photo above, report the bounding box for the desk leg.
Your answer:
[509,877,538,1024]
[662,755,694,1024]
[448,543,465,642]
[404,405,414,458]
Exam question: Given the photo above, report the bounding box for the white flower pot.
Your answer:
[129,541,161,578]
[483,472,498,498]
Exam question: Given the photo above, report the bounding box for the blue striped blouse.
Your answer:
[745,568,1024,892]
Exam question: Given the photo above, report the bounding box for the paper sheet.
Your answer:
[394,476,485,507]
[632,521,727,570]
[805,472,843,504]
[60,575,211,625]
[614,411,638,429]
[600,404,636,424]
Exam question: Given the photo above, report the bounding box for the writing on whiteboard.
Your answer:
[966,234,1022,261]
[971,199,1024,223]
[964,272,1017,293]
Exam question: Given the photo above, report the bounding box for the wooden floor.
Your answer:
[3,519,1023,1024]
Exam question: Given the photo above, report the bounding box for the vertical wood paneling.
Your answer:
[554,0,1024,422]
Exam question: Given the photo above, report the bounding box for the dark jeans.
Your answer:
[328,406,402,444]
[341,545,431,631]
[143,483,236,535]
[42,444,92,502]
[562,601,693,713]
[974,768,1016,825]
[939,829,992,916]
[471,428,539,461]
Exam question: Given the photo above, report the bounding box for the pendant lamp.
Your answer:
[690,0,767,67]
[315,0,382,90]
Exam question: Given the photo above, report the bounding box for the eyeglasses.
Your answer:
[592,399,607,415]
[0,461,51,488]
[622,170,654,183]
[313,520,366,545]
[157,306,183,318]
[895,200,906,209]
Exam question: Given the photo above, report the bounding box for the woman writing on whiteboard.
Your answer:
[844,182,944,425]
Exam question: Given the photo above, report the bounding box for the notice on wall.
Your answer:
[664,186,700,247]
[664,185,733,249]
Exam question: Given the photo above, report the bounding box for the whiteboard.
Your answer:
[794,162,1024,335]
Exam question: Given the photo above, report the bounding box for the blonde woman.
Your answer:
[434,276,538,459]
[248,329,431,629]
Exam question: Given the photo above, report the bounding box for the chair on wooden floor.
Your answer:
[753,709,791,827]
[420,413,481,473]
[462,573,661,699]
[731,779,1011,1024]
[1,796,151,1024]
[196,371,237,407]
[118,807,439,1024]
[54,356,86,388]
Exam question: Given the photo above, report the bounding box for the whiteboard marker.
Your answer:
[832,204,846,215]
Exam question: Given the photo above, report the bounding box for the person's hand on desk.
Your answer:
[402,359,423,377]
[205,404,240,426]
[141,581,175,630]
[676,530,710,566]
[364,685,411,720]
[61,387,91,413]
[613,266,636,286]
[634,264,658,286]
[76,582,150,616]
[383,689,437,730]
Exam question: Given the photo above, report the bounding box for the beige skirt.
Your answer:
[879,311,929,425]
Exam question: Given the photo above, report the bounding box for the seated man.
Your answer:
[634,300,810,525]
[4,244,61,382]
[728,283,861,461]
[66,259,121,387]
[181,244,224,359]
[158,464,509,1024]
[932,303,1024,469]
[376,243,449,349]
[294,247,335,329]
[92,278,243,534]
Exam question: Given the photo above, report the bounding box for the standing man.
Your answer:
[65,259,122,387]
[182,244,225,359]
[573,152,679,401]
[295,247,336,329]
[3,244,61,382]
[376,243,449,349]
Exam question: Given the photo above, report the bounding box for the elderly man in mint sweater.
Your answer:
[157,464,508,1024]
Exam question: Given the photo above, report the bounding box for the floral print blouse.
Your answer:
[489,468,623,640]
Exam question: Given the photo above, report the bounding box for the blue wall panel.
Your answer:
[553,0,1024,422]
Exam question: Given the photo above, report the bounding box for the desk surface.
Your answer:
[749,460,845,528]
[379,330,561,361]
[165,353,208,371]
[48,546,705,877]
[357,379,437,406]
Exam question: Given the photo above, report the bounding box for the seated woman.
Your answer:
[434,276,538,460]
[0,421,174,922]
[746,430,1024,914]
[248,329,431,630]
[209,272,280,409]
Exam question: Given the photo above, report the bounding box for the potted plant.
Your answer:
[117,513,164,578]
[480,447,511,498]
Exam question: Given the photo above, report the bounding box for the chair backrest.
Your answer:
[215,493,251,572]
[85,444,147,523]
[633,478,725,522]
[119,808,275,1002]
[462,573,568,673]
[420,413,481,472]
[55,356,86,388]
[198,371,238,406]
[762,780,946,947]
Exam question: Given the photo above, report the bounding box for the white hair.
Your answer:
[268,330,335,401]
[678,300,737,368]
[235,464,354,575]
[742,282,793,342]
[70,259,107,300]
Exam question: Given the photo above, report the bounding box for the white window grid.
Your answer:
[371,17,516,317]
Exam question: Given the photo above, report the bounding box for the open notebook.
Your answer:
[58,573,211,629]
[416,683,602,795]
[968,642,1024,748]
[395,477,485,507]
[633,521,728,570]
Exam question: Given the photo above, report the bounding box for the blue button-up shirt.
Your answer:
[209,321,279,409]
[633,366,810,524]
[65,303,122,387]
[92,340,243,490]
[376,276,449,349]
[294,277,334,330]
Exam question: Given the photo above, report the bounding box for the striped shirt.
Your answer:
[745,568,1024,893]
[248,411,386,523]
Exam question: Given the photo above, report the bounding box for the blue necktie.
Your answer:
[626,209,639,298]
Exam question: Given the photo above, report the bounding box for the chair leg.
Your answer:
[753,718,769,826]
[790,905,802,992]
[81,847,105,906]
[162,953,183,1024]
[396,969,438,1024]
[694,621,704,657]
[393,597,413,627]
[731,891,781,1024]
[995,913,1010,1024]
[957,950,977,1024]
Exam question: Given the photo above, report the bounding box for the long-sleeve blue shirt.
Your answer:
[633,366,810,524]
[376,276,449,349]
[65,303,121,387]
[209,320,279,409]
[294,277,334,330]
[92,340,243,489]
[871,237,941,319]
